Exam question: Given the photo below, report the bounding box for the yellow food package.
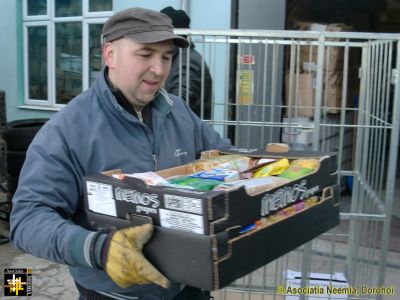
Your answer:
[190,154,252,172]
[252,158,290,178]
[278,159,320,180]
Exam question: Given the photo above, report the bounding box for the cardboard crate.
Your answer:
[80,148,340,290]
[83,185,339,290]
[82,148,337,235]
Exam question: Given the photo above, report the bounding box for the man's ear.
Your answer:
[103,42,116,69]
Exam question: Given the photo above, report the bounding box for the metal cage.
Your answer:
[173,28,400,300]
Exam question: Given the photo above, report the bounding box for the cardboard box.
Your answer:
[324,71,343,113]
[285,71,343,117]
[83,148,337,235]
[387,0,400,10]
[81,148,340,290]
[83,185,339,290]
[294,21,352,74]
[285,73,315,117]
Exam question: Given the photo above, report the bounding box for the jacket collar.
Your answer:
[95,67,173,121]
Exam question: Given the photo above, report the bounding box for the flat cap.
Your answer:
[102,7,189,48]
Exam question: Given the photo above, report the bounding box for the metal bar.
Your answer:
[377,38,400,294]
[223,35,230,135]
[346,42,369,285]
[269,42,278,144]
[174,28,400,40]
[312,35,325,150]
[261,38,269,147]
[200,35,205,120]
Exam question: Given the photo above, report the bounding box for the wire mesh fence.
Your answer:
[174,28,400,299]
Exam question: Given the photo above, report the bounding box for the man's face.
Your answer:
[104,38,174,108]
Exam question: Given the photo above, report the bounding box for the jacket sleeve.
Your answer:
[164,50,205,114]
[9,121,99,267]
[198,119,232,152]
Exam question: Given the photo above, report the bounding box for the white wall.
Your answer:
[114,0,231,30]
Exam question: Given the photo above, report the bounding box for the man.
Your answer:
[10,7,230,300]
[161,6,213,120]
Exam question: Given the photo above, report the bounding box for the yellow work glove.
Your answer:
[104,224,170,289]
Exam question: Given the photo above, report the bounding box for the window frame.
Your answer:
[22,0,113,109]
[23,21,52,106]
[82,18,108,89]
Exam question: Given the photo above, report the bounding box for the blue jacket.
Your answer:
[10,68,231,299]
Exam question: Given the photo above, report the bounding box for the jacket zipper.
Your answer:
[152,154,158,171]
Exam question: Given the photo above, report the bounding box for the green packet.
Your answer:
[168,176,221,190]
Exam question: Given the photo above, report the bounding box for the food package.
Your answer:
[278,159,320,180]
[125,172,169,185]
[168,176,222,190]
[190,154,253,172]
[190,168,240,182]
[213,176,290,195]
[252,158,290,178]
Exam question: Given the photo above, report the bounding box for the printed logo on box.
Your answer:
[3,268,32,296]
[261,180,320,216]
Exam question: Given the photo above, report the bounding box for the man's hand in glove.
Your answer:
[103,224,170,288]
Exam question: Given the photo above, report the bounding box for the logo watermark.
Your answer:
[3,268,32,296]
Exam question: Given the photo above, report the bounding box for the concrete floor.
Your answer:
[0,240,78,299]
[0,191,399,299]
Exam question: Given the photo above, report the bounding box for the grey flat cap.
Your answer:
[102,7,189,48]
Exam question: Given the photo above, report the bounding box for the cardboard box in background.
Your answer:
[285,73,315,117]
[294,21,352,74]
[284,21,357,115]
[324,71,343,113]
[387,0,400,10]
[285,270,349,300]
[285,70,345,117]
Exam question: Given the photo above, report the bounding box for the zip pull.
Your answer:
[152,154,158,171]
[135,109,143,122]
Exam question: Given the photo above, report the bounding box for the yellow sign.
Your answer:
[237,70,254,105]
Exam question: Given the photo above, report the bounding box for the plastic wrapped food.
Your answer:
[190,154,252,172]
[278,159,319,180]
[125,172,169,185]
[190,168,240,182]
[168,176,222,190]
[252,158,290,178]
[213,176,290,195]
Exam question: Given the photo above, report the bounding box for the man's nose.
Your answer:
[149,58,165,76]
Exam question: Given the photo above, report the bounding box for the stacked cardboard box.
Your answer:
[377,8,400,32]
[285,21,353,117]
[387,0,400,10]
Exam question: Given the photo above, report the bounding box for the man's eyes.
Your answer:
[138,53,151,57]
[136,53,172,61]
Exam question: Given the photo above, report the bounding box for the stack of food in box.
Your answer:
[82,147,340,290]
